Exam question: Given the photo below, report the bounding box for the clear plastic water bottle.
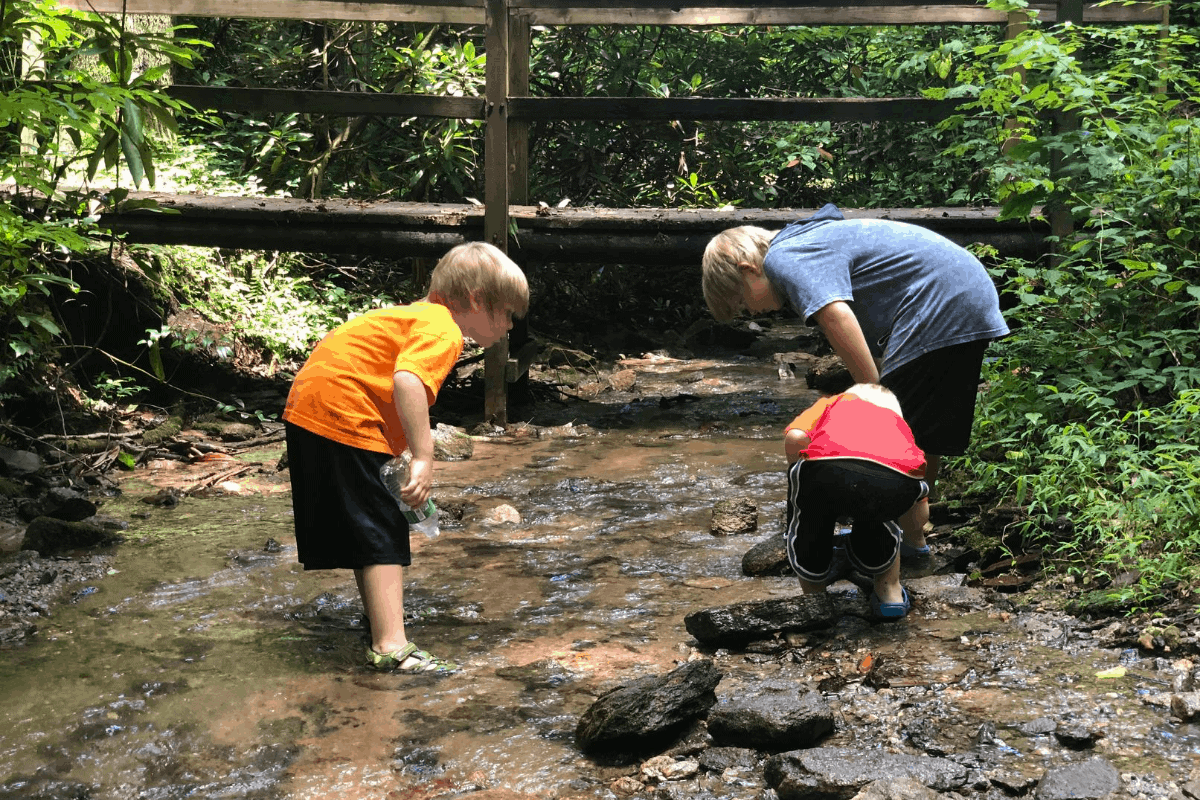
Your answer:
[379,452,440,538]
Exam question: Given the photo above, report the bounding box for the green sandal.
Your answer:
[365,642,459,674]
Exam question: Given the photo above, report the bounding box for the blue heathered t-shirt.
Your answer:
[762,204,1009,376]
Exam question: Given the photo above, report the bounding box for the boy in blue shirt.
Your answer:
[702,204,1008,559]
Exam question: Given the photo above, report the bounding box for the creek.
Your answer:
[1,322,1198,800]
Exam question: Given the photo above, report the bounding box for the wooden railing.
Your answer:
[51,0,1170,421]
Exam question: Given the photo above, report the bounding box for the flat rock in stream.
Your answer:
[851,776,951,800]
[1034,757,1119,800]
[707,680,834,751]
[575,659,722,762]
[764,746,969,799]
[684,593,868,647]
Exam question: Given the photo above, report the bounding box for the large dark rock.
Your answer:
[1034,757,1120,800]
[708,681,834,751]
[575,659,722,762]
[804,355,853,394]
[21,516,122,555]
[0,446,41,477]
[19,487,98,523]
[684,593,867,647]
[742,535,791,577]
[764,746,968,800]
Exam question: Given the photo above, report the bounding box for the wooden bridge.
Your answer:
[50,0,1168,421]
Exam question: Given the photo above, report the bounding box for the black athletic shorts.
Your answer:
[285,422,411,570]
[785,458,928,582]
[881,339,990,457]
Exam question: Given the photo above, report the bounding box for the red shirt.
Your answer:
[283,302,463,456]
[785,393,926,477]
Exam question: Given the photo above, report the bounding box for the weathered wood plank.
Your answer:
[162,88,968,125]
[56,0,486,23]
[525,4,1164,25]
[69,191,1028,231]
[484,0,511,424]
[528,6,1010,25]
[54,0,1163,25]
[33,187,1045,263]
[167,86,485,119]
[510,96,967,123]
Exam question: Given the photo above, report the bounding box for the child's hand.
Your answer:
[401,457,433,506]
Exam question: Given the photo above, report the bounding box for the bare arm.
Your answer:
[393,370,434,506]
[784,429,811,464]
[811,300,880,384]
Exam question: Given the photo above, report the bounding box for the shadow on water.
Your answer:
[3,326,1199,799]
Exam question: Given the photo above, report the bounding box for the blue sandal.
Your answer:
[870,587,911,620]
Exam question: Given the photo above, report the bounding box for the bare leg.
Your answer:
[798,577,826,595]
[898,454,939,549]
[355,564,407,654]
[872,556,904,605]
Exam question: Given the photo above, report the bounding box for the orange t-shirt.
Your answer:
[282,302,463,455]
[785,393,926,477]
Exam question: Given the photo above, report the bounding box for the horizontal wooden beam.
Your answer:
[525,4,1164,25]
[35,189,1048,263]
[166,85,486,119]
[510,96,966,123]
[55,0,487,23]
[528,7,1009,25]
[54,0,1163,25]
[155,87,967,125]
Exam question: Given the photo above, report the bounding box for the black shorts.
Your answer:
[285,422,411,570]
[881,339,990,456]
[785,458,928,581]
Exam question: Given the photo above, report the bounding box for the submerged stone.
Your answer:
[710,497,758,536]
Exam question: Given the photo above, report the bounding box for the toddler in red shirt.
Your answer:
[783,383,929,619]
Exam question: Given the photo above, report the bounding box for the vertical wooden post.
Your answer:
[1001,9,1029,156]
[1047,0,1084,256]
[508,11,530,207]
[505,10,532,392]
[1156,2,1171,95]
[483,0,510,425]
[19,28,43,156]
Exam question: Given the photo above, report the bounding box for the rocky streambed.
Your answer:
[2,320,1199,800]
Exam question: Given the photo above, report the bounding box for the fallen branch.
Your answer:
[183,462,260,494]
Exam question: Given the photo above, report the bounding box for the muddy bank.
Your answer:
[2,320,1200,800]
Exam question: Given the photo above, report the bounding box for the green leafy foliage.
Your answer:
[943,1,1200,610]
[1,0,202,394]
[527,23,999,209]
[173,19,485,200]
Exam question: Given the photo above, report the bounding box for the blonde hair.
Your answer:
[428,242,529,318]
[701,226,778,322]
[845,383,904,416]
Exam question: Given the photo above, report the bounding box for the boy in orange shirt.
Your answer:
[283,242,529,672]
[783,383,929,619]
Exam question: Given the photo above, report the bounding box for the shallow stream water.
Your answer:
[2,326,1198,799]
